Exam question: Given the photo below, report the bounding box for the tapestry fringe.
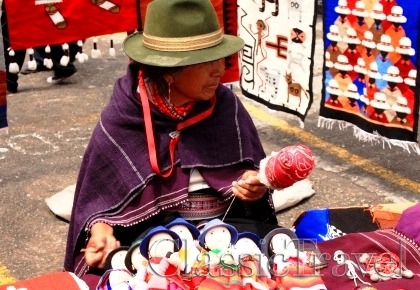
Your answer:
[35,0,63,5]
[318,116,420,155]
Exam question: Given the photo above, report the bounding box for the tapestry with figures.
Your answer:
[238,0,318,123]
[320,0,420,153]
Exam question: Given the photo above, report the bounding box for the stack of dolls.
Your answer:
[96,217,328,290]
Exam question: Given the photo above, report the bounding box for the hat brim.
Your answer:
[396,48,415,56]
[362,41,376,49]
[334,7,350,14]
[352,11,368,17]
[354,66,367,74]
[198,221,238,247]
[237,232,262,250]
[105,246,130,271]
[376,43,394,52]
[404,79,416,86]
[343,37,361,44]
[326,87,343,96]
[387,15,407,23]
[140,227,181,258]
[382,75,403,83]
[334,63,353,71]
[123,32,245,67]
[165,218,200,240]
[326,34,342,42]
[368,72,382,79]
[344,92,360,99]
[370,13,386,20]
[124,237,143,271]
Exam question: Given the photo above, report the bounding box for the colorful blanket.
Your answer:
[237,0,318,123]
[320,0,420,154]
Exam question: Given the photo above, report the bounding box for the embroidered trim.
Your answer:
[143,29,223,51]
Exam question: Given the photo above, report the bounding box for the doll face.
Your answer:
[169,225,194,248]
[205,226,231,250]
[148,232,176,258]
[236,237,260,255]
[131,245,147,270]
[270,233,296,255]
[111,249,128,269]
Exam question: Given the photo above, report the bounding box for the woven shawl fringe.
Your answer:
[318,116,420,155]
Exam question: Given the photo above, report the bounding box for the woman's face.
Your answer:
[168,59,225,106]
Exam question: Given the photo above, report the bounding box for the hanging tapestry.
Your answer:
[0,11,6,135]
[4,0,140,50]
[320,0,420,154]
[237,0,318,123]
[3,0,238,83]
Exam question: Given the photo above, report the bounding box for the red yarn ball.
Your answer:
[265,144,315,189]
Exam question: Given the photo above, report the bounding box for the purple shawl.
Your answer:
[64,63,276,273]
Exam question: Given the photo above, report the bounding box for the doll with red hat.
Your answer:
[139,226,189,290]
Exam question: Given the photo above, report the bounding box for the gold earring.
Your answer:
[167,82,171,103]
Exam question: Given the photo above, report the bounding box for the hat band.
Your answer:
[143,29,223,52]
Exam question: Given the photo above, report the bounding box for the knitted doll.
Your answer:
[234,232,276,290]
[195,218,242,290]
[164,217,201,275]
[261,228,327,290]
[123,238,149,290]
[96,246,133,290]
[139,226,190,290]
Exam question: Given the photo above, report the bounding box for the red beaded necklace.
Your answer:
[143,75,195,120]
[137,70,216,177]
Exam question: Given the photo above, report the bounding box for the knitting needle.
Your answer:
[80,248,107,253]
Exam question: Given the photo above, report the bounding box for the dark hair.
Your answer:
[133,62,185,97]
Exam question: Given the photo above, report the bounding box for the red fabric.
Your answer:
[0,272,84,290]
[265,144,315,189]
[4,0,239,82]
[4,0,143,50]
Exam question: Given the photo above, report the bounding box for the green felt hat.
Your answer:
[123,0,244,67]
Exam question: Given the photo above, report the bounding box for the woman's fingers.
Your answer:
[232,180,266,202]
[84,235,120,268]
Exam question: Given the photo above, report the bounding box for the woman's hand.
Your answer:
[84,222,120,269]
[231,170,267,202]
